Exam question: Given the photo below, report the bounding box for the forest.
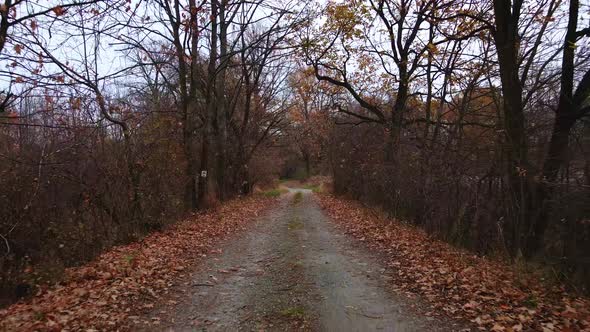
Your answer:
[0,0,589,330]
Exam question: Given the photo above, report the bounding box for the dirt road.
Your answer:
[135,189,464,331]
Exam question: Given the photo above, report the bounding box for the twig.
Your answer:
[276,284,296,292]
[7,143,46,237]
[343,305,384,319]
[0,233,9,255]
[353,311,383,319]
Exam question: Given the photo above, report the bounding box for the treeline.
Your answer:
[0,0,303,304]
[1,0,590,305]
[293,0,590,291]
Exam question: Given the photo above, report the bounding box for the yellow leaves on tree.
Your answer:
[426,42,439,55]
[325,0,366,39]
[70,97,82,110]
[13,44,23,54]
[288,106,305,123]
[52,6,66,17]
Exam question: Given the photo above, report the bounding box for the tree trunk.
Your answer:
[386,60,408,163]
[199,0,218,208]
[492,0,529,257]
[183,112,198,211]
[525,0,580,257]
[304,152,311,178]
[123,129,142,225]
[214,0,229,201]
[172,0,197,211]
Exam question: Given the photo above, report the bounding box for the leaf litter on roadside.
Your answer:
[317,194,590,332]
[0,195,274,331]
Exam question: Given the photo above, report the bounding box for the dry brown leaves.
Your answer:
[0,195,273,331]
[317,194,590,332]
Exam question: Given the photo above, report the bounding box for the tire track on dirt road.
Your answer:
[136,189,465,331]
